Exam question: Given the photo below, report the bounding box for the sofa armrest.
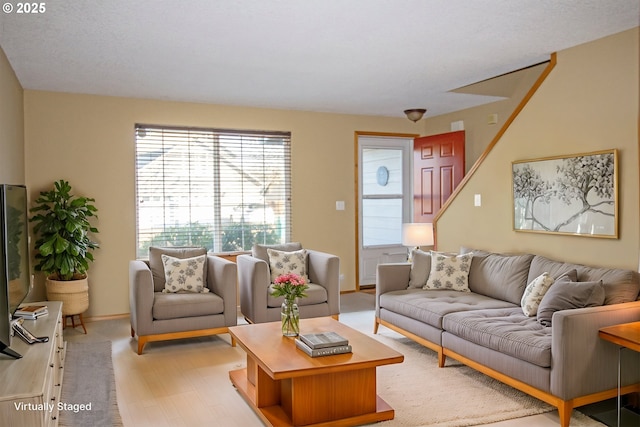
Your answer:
[129,260,154,335]
[307,249,340,316]
[206,255,238,326]
[550,300,640,399]
[237,254,271,322]
[376,263,411,316]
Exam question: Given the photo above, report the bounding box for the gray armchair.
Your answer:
[237,242,340,323]
[129,247,237,354]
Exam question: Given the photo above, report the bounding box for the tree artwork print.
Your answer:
[512,150,617,238]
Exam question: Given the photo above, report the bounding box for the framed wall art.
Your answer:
[512,149,618,238]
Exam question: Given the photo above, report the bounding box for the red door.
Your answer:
[414,131,465,223]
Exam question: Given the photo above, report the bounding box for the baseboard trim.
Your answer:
[84,313,130,323]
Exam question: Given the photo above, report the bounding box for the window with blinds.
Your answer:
[135,124,292,258]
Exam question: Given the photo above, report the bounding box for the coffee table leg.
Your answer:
[244,356,280,408]
[255,363,281,408]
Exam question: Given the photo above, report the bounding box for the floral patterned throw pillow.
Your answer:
[521,272,555,316]
[423,251,473,292]
[267,248,308,283]
[161,254,209,293]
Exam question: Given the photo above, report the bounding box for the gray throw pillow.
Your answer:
[408,249,431,289]
[536,275,605,327]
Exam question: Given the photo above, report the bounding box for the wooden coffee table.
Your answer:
[229,317,404,427]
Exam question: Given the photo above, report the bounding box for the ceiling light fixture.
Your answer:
[404,108,427,122]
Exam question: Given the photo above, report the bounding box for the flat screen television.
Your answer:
[0,184,32,359]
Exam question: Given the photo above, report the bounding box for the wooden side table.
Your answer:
[598,321,640,427]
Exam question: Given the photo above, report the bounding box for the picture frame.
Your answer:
[512,149,618,238]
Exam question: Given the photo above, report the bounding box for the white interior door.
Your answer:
[358,136,412,286]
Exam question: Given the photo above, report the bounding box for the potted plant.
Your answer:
[30,180,99,318]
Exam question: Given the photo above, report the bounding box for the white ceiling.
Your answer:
[0,1,638,118]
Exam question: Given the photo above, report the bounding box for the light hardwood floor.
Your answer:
[63,292,590,427]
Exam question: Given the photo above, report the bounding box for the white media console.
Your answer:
[0,301,65,426]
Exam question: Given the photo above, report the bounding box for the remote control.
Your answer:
[12,320,49,344]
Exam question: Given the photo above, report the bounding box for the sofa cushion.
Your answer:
[520,272,555,316]
[152,291,224,320]
[537,276,605,327]
[424,252,473,292]
[576,266,640,305]
[267,283,327,308]
[408,249,431,289]
[267,248,308,282]
[468,252,534,305]
[149,246,208,292]
[529,255,640,305]
[443,308,553,368]
[379,289,517,330]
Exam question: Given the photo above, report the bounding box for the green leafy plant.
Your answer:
[30,180,99,281]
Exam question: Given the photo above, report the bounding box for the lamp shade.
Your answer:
[402,223,434,247]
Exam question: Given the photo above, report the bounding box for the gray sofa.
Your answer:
[375,248,640,427]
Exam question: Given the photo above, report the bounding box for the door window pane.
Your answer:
[362,199,402,246]
[362,148,403,195]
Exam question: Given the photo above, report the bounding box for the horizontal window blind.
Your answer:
[135,124,291,258]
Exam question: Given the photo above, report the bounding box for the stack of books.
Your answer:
[14,305,48,320]
[295,331,352,357]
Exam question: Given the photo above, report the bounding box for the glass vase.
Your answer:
[281,298,300,337]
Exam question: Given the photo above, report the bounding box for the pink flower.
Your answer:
[274,273,306,286]
[271,273,309,300]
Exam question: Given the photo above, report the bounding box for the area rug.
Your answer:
[367,330,605,426]
[59,341,123,427]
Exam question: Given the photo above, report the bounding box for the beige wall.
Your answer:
[436,28,639,270]
[0,46,24,184]
[424,63,547,170]
[23,93,424,316]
